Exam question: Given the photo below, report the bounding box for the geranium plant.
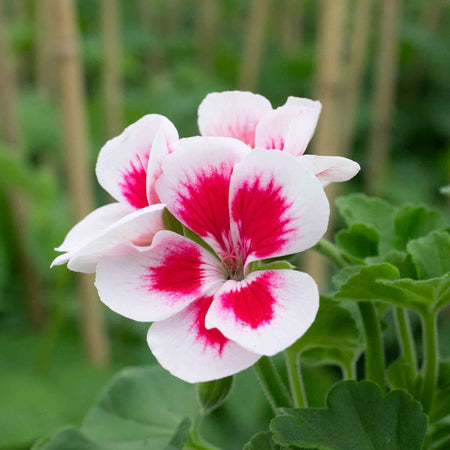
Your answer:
[41,92,449,450]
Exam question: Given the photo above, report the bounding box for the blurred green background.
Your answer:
[0,0,448,448]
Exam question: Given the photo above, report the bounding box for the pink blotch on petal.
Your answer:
[219,271,281,329]
[231,175,295,261]
[177,165,233,252]
[119,156,149,209]
[190,295,228,355]
[143,240,204,299]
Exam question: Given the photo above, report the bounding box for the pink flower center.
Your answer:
[217,247,244,281]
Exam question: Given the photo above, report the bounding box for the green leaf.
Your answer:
[292,297,362,355]
[387,357,420,395]
[289,297,362,376]
[33,366,199,450]
[162,208,184,235]
[183,225,217,256]
[394,204,444,250]
[407,231,450,279]
[335,194,396,254]
[383,250,417,279]
[379,274,450,315]
[335,224,379,259]
[271,381,428,450]
[32,427,101,450]
[334,263,407,306]
[332,265,364,290]
[166,418,192,450]
[243,431,284,450]
[430,387,450,423]
[252,260,296,272]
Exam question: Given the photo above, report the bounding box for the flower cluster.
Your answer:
[53,91,360,383]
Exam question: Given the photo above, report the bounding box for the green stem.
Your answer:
[358,302,386,393]
[394,307,417,384]
[313,239,347,269]
[421,312,438,414]
[253,356,293,411]
[284,348,307,408]
[341,359,357,380]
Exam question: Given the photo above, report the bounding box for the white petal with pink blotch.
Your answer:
[96,114,178,209]
[95,231,226,322]
[229,149,329,265]
[205,269,319,356]
[147,293,260,383]
[156,137,251,255]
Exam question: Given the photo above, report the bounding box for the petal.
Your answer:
[299,155,361,187]
[254,98,322,156]
[198,91,272,147]
[95,231,226,322]
[229,149,329,264]
[156,137,251,254]
[96,115,178,208]
[205,270,319,356]
[52,202,133,259]
[147,294,260,383]
[67,204,165,273]
[146,128,169,205]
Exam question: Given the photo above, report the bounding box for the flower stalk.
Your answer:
[358,302,386,393]
[284,348,308,408]
[421,312,438,414]
[394,307,417,384]
[253,356,293,411]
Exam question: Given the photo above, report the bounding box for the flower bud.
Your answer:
[197,376,234,414]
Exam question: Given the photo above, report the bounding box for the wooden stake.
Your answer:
[281,0,304,55]
[340,0,374,159]
[35,0,54,96]
[238,0,270,91]
[304,0,349,289]
[51,0,110,366]
[366,0,401,194]
[0,8,45,329]
[196,0,218,71]
[101,0,123,139]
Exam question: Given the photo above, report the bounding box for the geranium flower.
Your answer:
[52,115,178,273]
[198,91,360,186]
[95,137,329,382]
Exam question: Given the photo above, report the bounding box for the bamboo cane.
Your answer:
[51,0,110,366]
[196,0,218,71]
[238,0,270,91]
[35,0,54,96]
[366,0,401,194]
[100,0,123,139]
[340,0,374,158]
[281,0,304,56]
[304,0,349,289]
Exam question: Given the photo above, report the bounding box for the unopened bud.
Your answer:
[197,376,234,414]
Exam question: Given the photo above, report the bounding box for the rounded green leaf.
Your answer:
[335,223,379,259]
[271,381,428,450]
[407,231,450,280]
[33,366,199,450]
[394,204,444,251]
